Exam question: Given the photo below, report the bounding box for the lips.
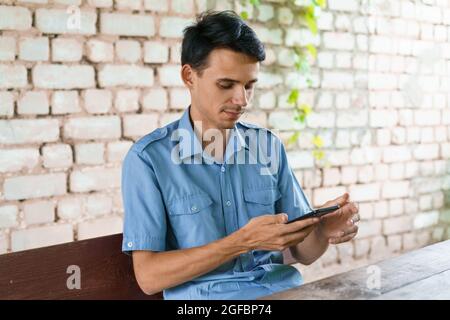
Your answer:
[223,110,242,120]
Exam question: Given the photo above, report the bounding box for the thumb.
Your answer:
[322,193,349,208]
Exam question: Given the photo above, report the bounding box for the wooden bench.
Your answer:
[260,239,450,300]
[0,233,297,300]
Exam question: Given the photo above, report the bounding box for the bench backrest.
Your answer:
[0,233,295,299]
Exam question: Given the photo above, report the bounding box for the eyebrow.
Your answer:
[217,78,258,84]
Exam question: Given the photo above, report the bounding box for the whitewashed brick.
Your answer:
[159,65,183,87]
[101,13,154,37]
[99,65,154,87]
[83,89,112,114]
[328,0,358,12]
[414,109,441,126]
[116,40,141,63]
[52,91,81,114]
[0,148,39,173]
[370,110,398,127]
[19,37,49,61]
[85,194,112,216]
[170,43,182,63]
[336,110,368,128]
[383,146,412,163]
[169,88,190,109]
[52,38,83,62]
[317,11,334,31]
[87,0,112,7]
[322,168,340,186]
[413,144,439,160]
[0,119,59,144]
[17,91,49,115]
[33,64,95,89]
[322,72,354,89]
[57,197,83,220]
[413,211,439,230]
[358,220,382,238]
[36,9,96,35]
[142,88,168,111]
[42,144,73,168]
[4,173,67,200]
[70,168,121,192]
[11,224,73,252]
[383,216,412,235]
[107,141,132,163]
[253,26,283,45]
[77,216,122,240]
[172,0,194,15]
[144,41,169,64]
[313,186,347,207]
[159,17,192,38]
[123,114,159,138]
[115,90,139,112]
[86,39,113,63]
[0,65,27,88]
[0,91,14,117]
[382,181,410,199]
[323,32,354,50]
[257,91,276,109]
[0,5,32,31]
[285,28,319,47]
[144,0,168,11]
[116,0,141,10]
[23,200,55,225]
[75,143,104,165]
[0,36,15,61]
[159,112,183,127]
[0,205,18,228]
[349,183,380,202]
[277,7,292,25]
[64,116,121,140]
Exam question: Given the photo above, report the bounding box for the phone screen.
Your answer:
[286,205,340,224]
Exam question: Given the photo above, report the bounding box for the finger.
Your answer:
[283,225,316,246]
[271,213,288,224]
[347,213,360,226]
[343,225,359,236]
[329,232,357,244]
[282,217,320,234]
[319,202,354,221]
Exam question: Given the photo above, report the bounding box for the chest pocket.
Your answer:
[166,193,219,249]
[244,187,281,219]
[168,193,213,216]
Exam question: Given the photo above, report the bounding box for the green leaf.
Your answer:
[312,135,324,148]
[304,14,318,34]
[288,89,299,105]
[305,44,317,59]
[240,11,249,20]
[249,0,261,6]
[312,149,325,160]
[288,132,300,145]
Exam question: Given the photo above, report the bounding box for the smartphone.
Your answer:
[286,205,340,224]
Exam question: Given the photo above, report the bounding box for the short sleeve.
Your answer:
[121,149,167,254]
[275,142,313,220]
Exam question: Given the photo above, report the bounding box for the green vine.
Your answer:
[239,0,328,166]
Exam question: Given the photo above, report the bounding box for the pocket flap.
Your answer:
[168,193,213,215]
[244,188,281,205]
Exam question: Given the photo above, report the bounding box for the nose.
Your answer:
[230,85,248,108]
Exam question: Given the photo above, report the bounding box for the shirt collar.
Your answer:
[176,106,248,162]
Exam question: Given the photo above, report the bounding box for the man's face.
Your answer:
[186,48,260,129]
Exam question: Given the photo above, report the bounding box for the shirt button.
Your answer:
[226,200,231,206]
[127,242,133,248]
[221,166,225,172]
[191,205,197,212]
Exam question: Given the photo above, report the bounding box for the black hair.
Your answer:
[181,10,265,73]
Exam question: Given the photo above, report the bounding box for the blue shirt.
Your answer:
[121,106,313,300]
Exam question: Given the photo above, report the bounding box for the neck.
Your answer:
[189,105,230,161]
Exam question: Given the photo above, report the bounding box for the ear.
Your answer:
[181,64,195,88]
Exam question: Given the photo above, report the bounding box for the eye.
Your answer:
[245,85,254,91]
[218,83,233,89]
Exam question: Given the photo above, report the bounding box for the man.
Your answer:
[121,10,359,300]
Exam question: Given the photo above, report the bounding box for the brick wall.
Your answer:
[0,0,449,282]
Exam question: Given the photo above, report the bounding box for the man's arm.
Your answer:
[133,214,318,295]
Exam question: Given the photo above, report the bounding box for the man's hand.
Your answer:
[316,193,360,245]
[240,214,320,252]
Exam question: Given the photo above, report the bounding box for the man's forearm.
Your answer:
[133,230,249,295]
[289,227,329,265]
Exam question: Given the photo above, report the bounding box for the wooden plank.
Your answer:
[0,234,163,300]
[372,269,450,300]
[260,240,450,300]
